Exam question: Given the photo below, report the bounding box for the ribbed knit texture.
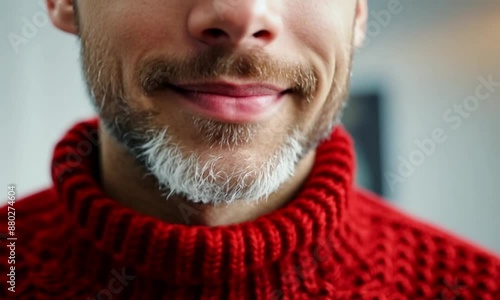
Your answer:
[0,119,499,299]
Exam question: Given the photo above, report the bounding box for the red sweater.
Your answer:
[1,119,499,300]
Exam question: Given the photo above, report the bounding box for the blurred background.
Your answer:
[1,1,499,252]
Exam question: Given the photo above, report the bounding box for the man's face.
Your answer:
[73,0,365,204]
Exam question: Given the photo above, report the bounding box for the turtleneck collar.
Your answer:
[50,118,357,285]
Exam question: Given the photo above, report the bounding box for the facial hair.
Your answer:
[79,27,353,205]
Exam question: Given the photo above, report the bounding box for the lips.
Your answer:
[170,82,288,97]
[161,82,290,123]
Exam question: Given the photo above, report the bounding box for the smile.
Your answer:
[163,82,291,123]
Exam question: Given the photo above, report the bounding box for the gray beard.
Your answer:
[108,121,307,205]
[98,98,345,205]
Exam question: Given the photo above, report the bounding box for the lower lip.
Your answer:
[169,87,286,123]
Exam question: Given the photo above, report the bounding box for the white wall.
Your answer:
[1,1,94,197]
[1,1,499,252]
[352,1,500,252]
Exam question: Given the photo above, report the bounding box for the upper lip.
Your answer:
[169,81,289,98]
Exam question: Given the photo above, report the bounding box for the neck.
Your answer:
[99,124,316,226]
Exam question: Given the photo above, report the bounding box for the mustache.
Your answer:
[137,45,318,101]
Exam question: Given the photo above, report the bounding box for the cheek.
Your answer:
[89,2,188,71]
[285,2,353,102]
[286,2,352,62]
[110,6,184,55]
[87,2,190,103]
[284,5,353,132]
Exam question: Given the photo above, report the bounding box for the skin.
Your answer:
[46,0,367,226]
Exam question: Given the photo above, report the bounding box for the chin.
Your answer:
[137,125,305,205]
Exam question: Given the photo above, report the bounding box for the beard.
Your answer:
[80,30,353,205]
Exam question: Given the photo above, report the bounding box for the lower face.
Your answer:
[78,0,356,204]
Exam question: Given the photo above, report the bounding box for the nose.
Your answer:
[187,0,283,48]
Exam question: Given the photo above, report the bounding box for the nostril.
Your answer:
[253,30,270,39]
[203,28,229,39]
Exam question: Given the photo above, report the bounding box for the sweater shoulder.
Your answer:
[0,187,59,215]
[352,188,500,298]
[0,187,62,298]
[353,188,499,256]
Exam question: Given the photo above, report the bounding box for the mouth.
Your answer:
[157,81,292,123]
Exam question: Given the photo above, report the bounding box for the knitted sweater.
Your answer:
[0,119,499,300]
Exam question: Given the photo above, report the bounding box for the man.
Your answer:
[1,0,498,299]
